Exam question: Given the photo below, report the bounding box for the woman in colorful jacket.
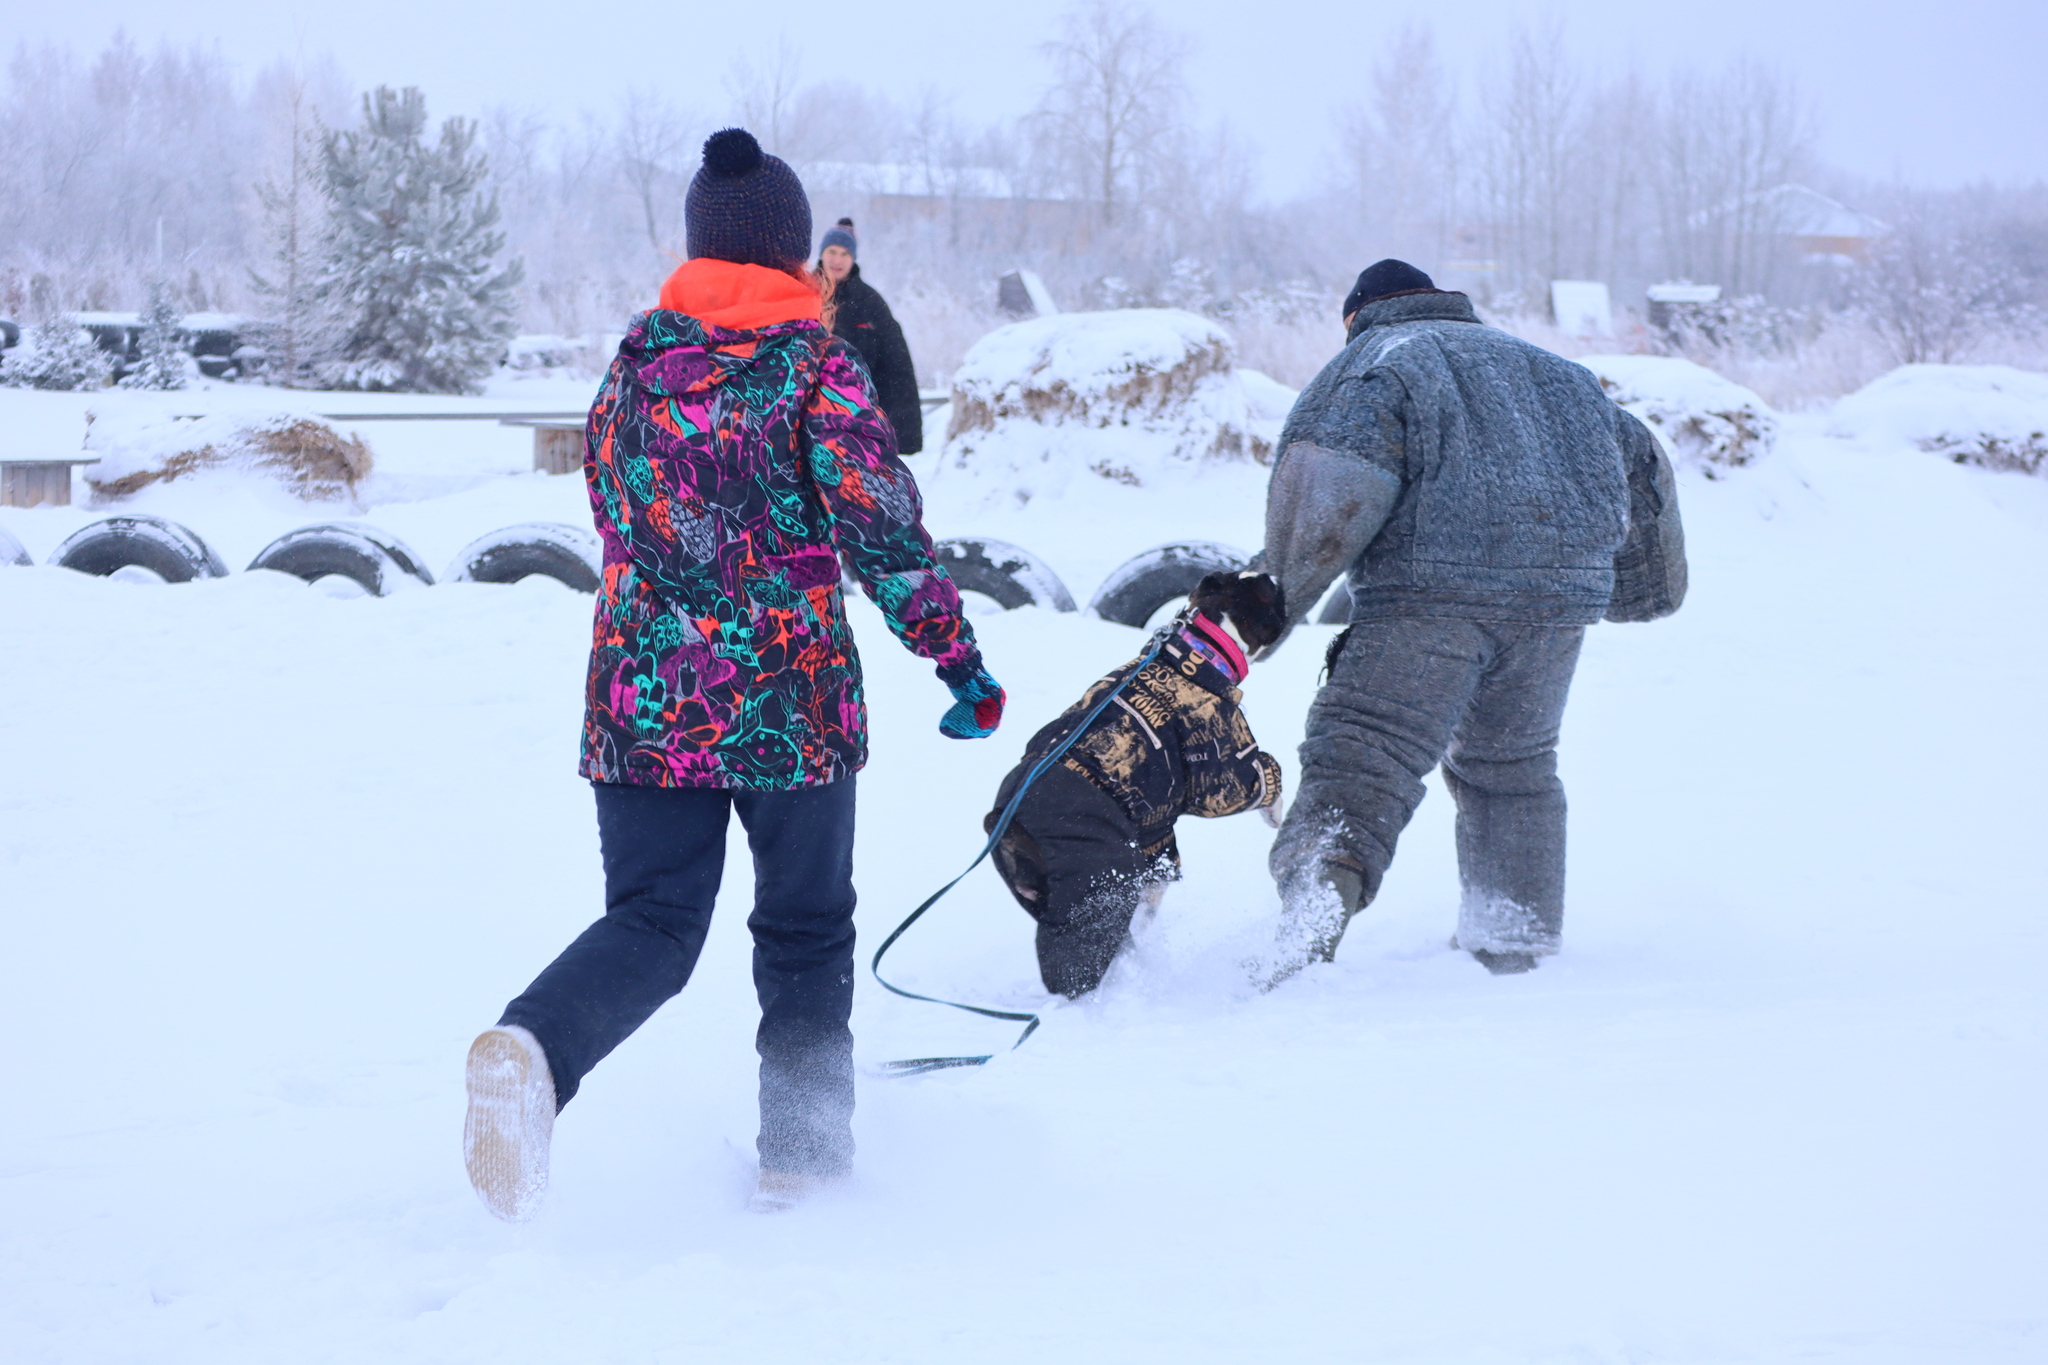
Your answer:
[462,129,1005,1221]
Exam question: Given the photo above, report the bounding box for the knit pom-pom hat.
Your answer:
[684,128,813,269]
[820,217,858,260]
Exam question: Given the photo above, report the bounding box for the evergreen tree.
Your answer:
[311,87,522,394]
[120,282,189,390]
[249,81,331,387]
[0,314,114,391]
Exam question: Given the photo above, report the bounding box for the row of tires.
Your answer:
[921,537,1351,626]
[0,516,604,595]
[0,518,1355,628]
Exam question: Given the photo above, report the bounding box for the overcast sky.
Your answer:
[10,0,2044,198]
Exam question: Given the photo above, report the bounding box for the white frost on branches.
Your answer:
[119,284,189,391]
[0,316,113,392]
[311,87,522,395]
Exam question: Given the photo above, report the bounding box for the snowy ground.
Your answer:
[2,395,2046,1363]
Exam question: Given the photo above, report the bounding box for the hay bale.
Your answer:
[1577,355,1778,478]
[86,412,373,502]
[1829,364,2048,476]
[941,310,1291,499]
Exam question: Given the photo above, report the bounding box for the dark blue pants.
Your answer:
[500,778,858,1177]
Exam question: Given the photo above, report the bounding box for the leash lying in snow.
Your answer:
[871,628,1174,1077]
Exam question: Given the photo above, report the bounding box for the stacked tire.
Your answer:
[49,516,229,582]
[247,523,435,596]
[1087,541,1251,628]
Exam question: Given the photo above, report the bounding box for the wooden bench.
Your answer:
[1,457,101,508]
[498,418,585,474]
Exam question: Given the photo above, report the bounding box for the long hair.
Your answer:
[811,260,839,333]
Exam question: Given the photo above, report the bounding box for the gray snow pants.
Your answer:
[1270,619,1585,958]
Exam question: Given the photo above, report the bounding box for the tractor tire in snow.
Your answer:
[50,515,228,582]
[1,524,32,567]
[445,523,602,593]
[1088,541,1251,628]
[247,523,436,596]
[932,537,1076,613]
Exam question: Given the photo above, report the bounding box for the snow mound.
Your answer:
[85,411,374,503]
[1578,354,1778,477]
[1828,364,2048,475]
[942,309,1293,499]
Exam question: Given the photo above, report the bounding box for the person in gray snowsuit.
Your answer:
[1259,259,1687,979]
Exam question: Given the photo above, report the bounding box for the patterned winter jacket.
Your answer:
[991,619,1283,862]
[580,290,981,790]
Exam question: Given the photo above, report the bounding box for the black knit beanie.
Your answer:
[684,128,812,269]
[1342,259,1436,318]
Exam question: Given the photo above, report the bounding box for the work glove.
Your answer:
[939,665,1006,740]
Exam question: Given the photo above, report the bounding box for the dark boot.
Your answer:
[1469,948,1538,975]
[1261,863,1367,988]
[1450,935,1541,976]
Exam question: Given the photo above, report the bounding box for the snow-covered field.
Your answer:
[3,373,2046,1363]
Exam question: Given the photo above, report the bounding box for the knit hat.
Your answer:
[684,128,812,269]
[1342,259,1436,318]
[820,217,858,260]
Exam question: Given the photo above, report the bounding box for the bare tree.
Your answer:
[727,39,805,154]
[1472,24,1591,295]
[1338,23,1459,271]
[614,95,698,252]
[249,75,323,381]
[1031,0,1192,226]
[1656,59,1816,295]
[0,35,255,311]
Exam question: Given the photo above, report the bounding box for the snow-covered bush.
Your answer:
[1828,365,2048,475]
[1577,354,1778,476]
[118,284,189,391]
[86,412,373,502]
[0,316,114,391]
[504,335,585,371]
[941,309,1292,499]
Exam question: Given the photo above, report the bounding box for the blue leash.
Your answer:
[871,628,1173,1076]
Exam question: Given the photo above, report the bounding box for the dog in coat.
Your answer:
[985,571,1289,996]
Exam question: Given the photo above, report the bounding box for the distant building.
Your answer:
[1702,185,1889,264]
[799,161,1100,257]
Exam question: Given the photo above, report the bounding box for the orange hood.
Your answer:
[656,258,823,331]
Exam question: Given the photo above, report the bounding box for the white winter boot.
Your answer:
[747,1169,845,1214]
[464,1025,556,1222]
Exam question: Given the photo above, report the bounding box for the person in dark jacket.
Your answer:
[462,130,1005,1224]
[1259,259,1686,983]
[818,218,924,454]
[987,572,1288,996]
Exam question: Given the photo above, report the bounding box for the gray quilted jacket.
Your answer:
[1262,291,1686,629]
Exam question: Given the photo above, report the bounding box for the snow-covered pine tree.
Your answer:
[310,87,522,394]
[120,282,189,390]
[0,314,115,391]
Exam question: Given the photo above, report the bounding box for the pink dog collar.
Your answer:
[1186,613,1249,681]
